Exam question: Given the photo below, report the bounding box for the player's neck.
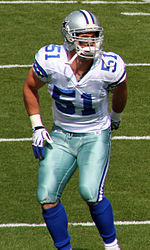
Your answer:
[68,51,93,80]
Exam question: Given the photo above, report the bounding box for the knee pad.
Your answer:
[37,185,49,204]
[79,184,97,202]
[37,185,57,204]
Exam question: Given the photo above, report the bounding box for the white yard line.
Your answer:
[0,1,149,4]
[126,63,150,66]
[83,1,150,3]
[0,138,32,142]
[0,136,150,142]
[0,63,150,69]
[0,221,150,228]
[0,64,32,68]
[112,136,150,140]
[121,12,150,15]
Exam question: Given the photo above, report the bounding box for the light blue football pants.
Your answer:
[37,125,111,204]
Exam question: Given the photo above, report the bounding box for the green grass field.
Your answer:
[0,1,150,249]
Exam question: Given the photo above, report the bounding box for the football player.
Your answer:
[23,9,128,250]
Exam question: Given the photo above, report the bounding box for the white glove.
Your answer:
[32,126,53,160]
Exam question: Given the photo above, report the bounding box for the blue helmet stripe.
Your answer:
[87,11,95,23]
[80,10,89,24]
[79,10,95,24]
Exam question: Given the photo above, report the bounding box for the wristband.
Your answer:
[111,110,122,121]
[30,114,43,129]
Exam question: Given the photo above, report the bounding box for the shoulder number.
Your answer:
[45,45,61,60]
[101,53,117,73]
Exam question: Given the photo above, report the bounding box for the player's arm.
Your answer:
[23,68,53,160]
[110,78,128,130]
[23,68,45,115]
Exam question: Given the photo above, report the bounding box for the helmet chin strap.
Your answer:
[66,46,96,65]
[65,52,79,65]
[77,46,97,57]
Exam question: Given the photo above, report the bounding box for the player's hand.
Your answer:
[111,119,121,130]
[32,126,53,160]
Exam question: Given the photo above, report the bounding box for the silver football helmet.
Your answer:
[62,10,104,61]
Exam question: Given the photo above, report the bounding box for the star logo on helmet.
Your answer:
[63,20,70,32]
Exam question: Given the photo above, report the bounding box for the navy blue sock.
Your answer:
[42,202,71,249]
[88,197,116,244]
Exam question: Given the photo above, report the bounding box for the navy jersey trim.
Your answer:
[33,59,48,79]
[107,69,126,90]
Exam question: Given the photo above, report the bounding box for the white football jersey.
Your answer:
[33,44,126,133]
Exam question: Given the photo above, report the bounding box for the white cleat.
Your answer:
[104,239,121,250]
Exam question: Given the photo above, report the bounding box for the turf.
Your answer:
[0,1,150,249]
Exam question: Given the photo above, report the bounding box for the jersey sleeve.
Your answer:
[102,52,127,91]
[32,46,49,83]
